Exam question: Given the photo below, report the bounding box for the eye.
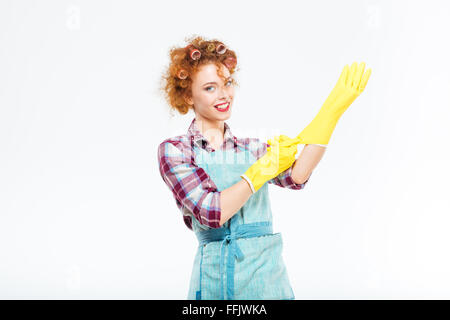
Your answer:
[205,80,233,92]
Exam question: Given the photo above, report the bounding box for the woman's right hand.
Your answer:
[240,135,298,194]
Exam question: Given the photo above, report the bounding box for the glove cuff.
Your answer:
[297,112,339,145]
[240,174,256,194]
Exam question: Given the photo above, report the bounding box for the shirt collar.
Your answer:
[187,118,237,148]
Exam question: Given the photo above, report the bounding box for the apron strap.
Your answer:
[195,221,273,300]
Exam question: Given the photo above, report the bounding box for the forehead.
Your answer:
[195,63,230,81]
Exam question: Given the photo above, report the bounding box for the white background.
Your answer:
[1,0,449,299]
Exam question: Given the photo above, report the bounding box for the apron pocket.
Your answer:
[232,232,294,299]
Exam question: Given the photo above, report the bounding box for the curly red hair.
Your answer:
[159,35,240,115]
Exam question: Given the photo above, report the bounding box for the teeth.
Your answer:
[215,102,229,110]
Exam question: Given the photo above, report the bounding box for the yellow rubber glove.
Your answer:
[240,135,299,194]
[265,134,300,175]
[292,62,372,145]
[267,134,300,149]
[266,134,301,175]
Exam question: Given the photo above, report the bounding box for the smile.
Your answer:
[214,102,230,112]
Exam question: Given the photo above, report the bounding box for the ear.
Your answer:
[184,94,193,106]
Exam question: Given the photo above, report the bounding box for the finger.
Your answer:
[288,148,298,157]
[279,140,296,148]
[267,137,279,146]
[337,65,349,86]
[279,134,291,141]
[278,135,296,146]
[292,136,302,144]
[267,141,280,151]
[286,139,301,147]
[353,62,366,90]
[349,62,358,87]
[358,67,372,92]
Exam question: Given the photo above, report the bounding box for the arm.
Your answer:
[158,140,252,228]
[291,144,326,184]
[219,179,252,226]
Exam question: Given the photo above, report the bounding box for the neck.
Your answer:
[195,116,225,146]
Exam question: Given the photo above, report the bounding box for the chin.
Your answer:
[210,109,232,119]
[218,112,231,120]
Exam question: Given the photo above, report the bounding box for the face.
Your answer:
[185,63,234,123]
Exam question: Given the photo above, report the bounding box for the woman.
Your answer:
[157,35,371,300]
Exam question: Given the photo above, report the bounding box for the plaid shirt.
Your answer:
[157,118,310,230]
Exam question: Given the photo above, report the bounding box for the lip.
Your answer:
[214,101,229,107]
[214,102,230,112]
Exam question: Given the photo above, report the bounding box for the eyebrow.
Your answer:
[202,76,232,86]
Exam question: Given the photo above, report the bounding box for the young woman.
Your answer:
[157,35,371,300]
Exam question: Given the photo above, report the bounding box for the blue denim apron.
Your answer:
[187,136,295,300]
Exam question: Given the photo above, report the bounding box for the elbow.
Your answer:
[218,211,227,228]
[209,212,223,229]
[200,217,222,229]
[292,171,311,185]
[195,207,222,229]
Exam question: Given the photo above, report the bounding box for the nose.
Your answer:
[219,85,231,100]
